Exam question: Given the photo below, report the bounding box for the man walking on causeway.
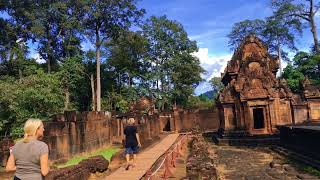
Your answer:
[124,118,141,170]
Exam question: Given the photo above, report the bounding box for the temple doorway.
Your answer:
[163,118,171,131]
[253,108,264,129]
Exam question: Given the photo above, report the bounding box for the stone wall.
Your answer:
[292,105,308,124]
[43,111,111,160]
[172,108,220,132]
[110,114,161,147]
[308,101,320,121]
[292,101,320,125]
[1,107,219,166]
[279,126,320,161]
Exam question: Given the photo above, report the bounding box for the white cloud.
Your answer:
[30,53,46,64]
[193,48,232,95]
[193,47,231,68]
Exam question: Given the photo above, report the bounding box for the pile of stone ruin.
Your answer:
[186,135,221,180]
[45,155,109,180]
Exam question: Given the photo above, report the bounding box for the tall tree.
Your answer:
[228,18,301,75]
[271,0,320,54]
[210,77,224,93]
[2,1,83,73]
[82,0,144,111]
[263,16,302,75]
[142,16,203,109]
[107,31,148,89]
[227,19,265,50]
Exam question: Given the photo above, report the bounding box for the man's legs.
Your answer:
[126,153,130,165]
[132,154,137,166]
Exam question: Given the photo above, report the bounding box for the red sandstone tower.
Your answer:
[218,35,294,135]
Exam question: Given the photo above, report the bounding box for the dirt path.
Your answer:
[214,145,320,180]
[105,133,180,180]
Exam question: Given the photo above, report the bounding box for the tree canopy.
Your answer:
[0,1,204,136]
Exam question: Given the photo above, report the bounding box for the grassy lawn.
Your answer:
[55,146,120,168]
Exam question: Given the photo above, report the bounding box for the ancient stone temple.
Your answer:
[218,35,294,134]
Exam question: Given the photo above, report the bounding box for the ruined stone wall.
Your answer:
[46,155,109,180]
[43,111,111,160]
[173,108,220,132]
[292,105,308,124]
[186,136,219,179]
[1,107,218,166]
[280,126,320,161]
[308,101,320,121]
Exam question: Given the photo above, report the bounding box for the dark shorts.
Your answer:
[14,176,21,180]
[125,146,139,154]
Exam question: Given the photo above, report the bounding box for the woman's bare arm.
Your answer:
[40,153,50,176]
[5,153,16,172]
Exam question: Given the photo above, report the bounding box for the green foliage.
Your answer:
[142,16,203,109]
[209,77,224,98]
[228,17,301,60]
[0,70,64,136]
[227,19,265,50]
[282,64,304,92]
[108,31,148,86]
[283,51,320,92]
[56,146,119,168]
[271,0,320,54]
[0,0,205,134]
[185,95,213,110]
[57,56,86,110]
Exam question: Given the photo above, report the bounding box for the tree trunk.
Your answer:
[64,88,70,110]
[18,68,22,82]
[128,73,131,87]
[310,0,320,54]
[47,24,52,73]
[278,45,282,77]
[118,72,121,92]
[91,74,96,111]
[310,18,319,54]
[96,28,101,111]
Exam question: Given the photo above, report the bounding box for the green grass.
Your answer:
[55,146,120,168]
[286,159,320,177]
[303,166,320,177]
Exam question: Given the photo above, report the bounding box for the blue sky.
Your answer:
[137,0,320,95]
[1,1,319,95]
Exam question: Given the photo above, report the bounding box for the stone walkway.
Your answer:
[214,145,320,180]
[105,133,180,180]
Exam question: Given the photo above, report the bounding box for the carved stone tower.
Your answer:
[218,35,293,134]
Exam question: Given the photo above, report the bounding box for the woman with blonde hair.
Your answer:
[6,118,50,180]
[123,117,141,170]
